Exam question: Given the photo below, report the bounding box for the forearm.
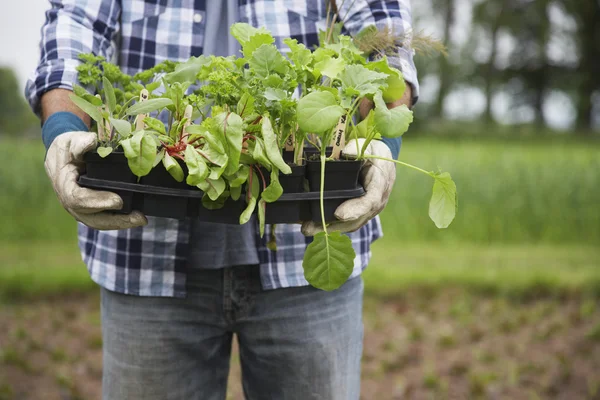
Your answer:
[41,89,90,125]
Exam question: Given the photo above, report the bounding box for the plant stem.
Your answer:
[364,154,433,177]
[319,150,328,235]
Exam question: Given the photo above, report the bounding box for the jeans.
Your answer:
[101,264,364,400]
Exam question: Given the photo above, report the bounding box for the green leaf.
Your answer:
[263,88,287,102]
[97,146,113,158]
[230,23,271,46]
[126,98,174,116]
[228,165,250,188]
[258,199,266,238]
[215,112,244,176]
[197,177,226,201]
[185,145,209,186]
[367,57,406,103]
[69,94,103,124]
[339,64,388,98]
[261,117,292,174]
[302,231,356,291]
[373,91,413,138]
[163,153,184,182]
[283,38,313,67]
[261,167,283,202]
[202,193,227,210]
[143,117,166,135]
[146,80,162,93]
[250,138,271,169]
[240,169,260,224]
[120,130,157,178]
[297,91,345,133]
[249,44,288,79]
[237,93,255,118]
[109,118,132,137]
[154,148,166,167]
[314,56,345,80]
[429,172,457,229]
[163,55,210,84]
[243,33,275,58]
[102,77,116,114]
[230,185,242,201]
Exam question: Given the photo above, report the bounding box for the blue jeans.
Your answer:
[101,264,364,400]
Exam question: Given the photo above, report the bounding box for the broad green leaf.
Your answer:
[102,77,116,114]
[146,80,162,93]
[302,231,356,291]
[197,177,226,201]
[264,88,287,102]
[215,112,244,175]
[237,93,255,118]
[339,64,388,98]
[250,138,271,169]
[143,117,166,135]
[354,110,380,140]
[297,91,345,133]
[72,84,90,98]
[228,165,250,188]
[314,56,345,80]
[230,185,242,201]
[208,163,227,180]
[163,55,210,83]
[200,146,228,167]
[258,199,266,238]
[366,57,406,103]
[230,23,271,46]
[243,33,275,58]
[283,38,313,67]
[240,170,260,224]
[249,44,288,79]
[69,94,103,124]
[373,91,413,138]
[185,145,209,186]
[261,117,292,174]
[126,98,174,116]
[429,172,457,229]
[109,118,132,137]
[153,148,166,167]
[261,167,283,202]
[163,153,184,182]
[120,130,157,178]
[97,146,113,158]
[186,124,225,153]
[202,193,227,210]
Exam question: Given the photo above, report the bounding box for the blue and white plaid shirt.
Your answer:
[27,0,419,297]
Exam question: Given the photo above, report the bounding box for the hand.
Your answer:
[44,131,147,230]
[301,138,396,236]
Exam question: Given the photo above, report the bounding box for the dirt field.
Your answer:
[1,291,599,400]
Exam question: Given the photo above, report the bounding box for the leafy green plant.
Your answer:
[69,13,457,291]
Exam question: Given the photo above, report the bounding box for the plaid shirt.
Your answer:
[27,0,419,297]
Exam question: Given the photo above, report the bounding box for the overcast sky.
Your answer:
[0,0,50,88]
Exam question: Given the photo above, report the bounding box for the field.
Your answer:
[1,136,599,399]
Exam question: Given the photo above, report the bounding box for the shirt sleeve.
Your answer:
[25,0,121,117]
[337,0,420,104]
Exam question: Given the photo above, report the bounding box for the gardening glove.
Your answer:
[301,138,395,236]
[44,131,147,230]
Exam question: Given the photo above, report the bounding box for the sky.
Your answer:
[0,0,50,88]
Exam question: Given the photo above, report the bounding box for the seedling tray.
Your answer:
[78,175,364,223]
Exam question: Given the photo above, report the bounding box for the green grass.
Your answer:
[0,242,93,301]
[364,241,600,299]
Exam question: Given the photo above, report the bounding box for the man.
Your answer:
[27,1,419,399]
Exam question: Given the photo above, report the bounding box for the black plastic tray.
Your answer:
[78,175,364,224]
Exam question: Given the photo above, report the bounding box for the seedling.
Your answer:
[70,12,456,291]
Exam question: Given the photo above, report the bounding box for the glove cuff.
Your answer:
[42,112,88,150]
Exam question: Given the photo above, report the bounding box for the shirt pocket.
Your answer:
[121,0,168,24]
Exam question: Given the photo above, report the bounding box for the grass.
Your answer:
[364,241,600,299]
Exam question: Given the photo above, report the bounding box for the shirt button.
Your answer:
[193,13,203,23]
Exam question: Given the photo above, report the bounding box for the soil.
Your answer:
[1,291,599,400]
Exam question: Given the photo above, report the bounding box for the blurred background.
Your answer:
[0,0,599,399]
